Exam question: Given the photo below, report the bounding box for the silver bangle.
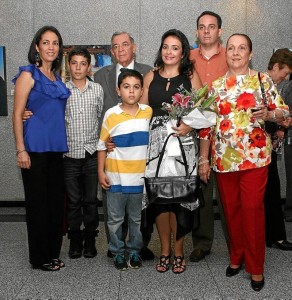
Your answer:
[198,155,208,161]
[272,110,277,122]
[198,159,209,166]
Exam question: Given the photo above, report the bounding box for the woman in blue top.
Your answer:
[12,26,70,271]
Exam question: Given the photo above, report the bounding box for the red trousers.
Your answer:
[216,166,268,275]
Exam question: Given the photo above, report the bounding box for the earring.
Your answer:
[35,52,40,66]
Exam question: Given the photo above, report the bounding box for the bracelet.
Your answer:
[271,110,277,122]
[16,149,26,156]
[198,155,208,162]
[198,159,209,166]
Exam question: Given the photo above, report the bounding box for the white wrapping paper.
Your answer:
[165,109,216,157]
[182,108,216,129]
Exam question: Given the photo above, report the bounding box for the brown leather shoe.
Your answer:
[189,249,210,262]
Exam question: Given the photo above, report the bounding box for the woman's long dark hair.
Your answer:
[28,25,63,71]
[154,29,193,78]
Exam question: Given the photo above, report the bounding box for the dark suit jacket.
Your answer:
[94,61,152,122]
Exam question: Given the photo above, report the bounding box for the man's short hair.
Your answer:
[117,69,143,88]
[68,46,91,64]
[111,31,135,46]
[196,11,222,29]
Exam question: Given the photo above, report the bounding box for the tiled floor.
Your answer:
[1,214,292,299]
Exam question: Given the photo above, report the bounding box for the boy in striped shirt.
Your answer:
[97,69,152,270]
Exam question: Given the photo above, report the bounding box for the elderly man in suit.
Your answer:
[94,31,152,121]
[94,31,154,260]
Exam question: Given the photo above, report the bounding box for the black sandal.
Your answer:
[52,258,65,268]
[172,256,186,274]
[156,254,171,273]
[33,262,60,271]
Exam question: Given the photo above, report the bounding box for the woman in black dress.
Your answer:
[140,29,202,273]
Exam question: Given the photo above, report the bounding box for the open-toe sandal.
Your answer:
[172,255,186,274]
[33,262,60,271]
[52,258,65,268]
[156,254,171,273]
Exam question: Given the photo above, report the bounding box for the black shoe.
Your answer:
[139,246,154,260]
[83,238,97,258]
[267,240,292,251]
[68,230,83,259]
[69,239,83,259]
[226,265,241,277]
[189,249,210,262]
[83,230,98,258]
[251,277,265,292]
[107,249,114,258]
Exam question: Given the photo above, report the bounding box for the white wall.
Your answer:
[0,0,291,201]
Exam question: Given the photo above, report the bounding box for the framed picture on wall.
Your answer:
[60,45,112,83]
[0,46,8,116]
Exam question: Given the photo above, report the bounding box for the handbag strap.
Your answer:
[155,133,189,178]
[258,72,267,106]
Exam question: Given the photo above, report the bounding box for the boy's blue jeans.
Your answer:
[106,191,143,256]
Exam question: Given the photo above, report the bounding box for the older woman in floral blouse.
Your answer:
[199,33,289,292]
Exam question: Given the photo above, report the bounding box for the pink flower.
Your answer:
[172,93,192,108]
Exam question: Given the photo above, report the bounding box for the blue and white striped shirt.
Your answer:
[97,103,152,193]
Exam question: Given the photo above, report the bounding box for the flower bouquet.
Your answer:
[162,84,217,129]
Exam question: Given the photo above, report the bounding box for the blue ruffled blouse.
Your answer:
[12,64,71,152]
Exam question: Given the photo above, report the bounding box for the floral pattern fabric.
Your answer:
[199,72,289,173]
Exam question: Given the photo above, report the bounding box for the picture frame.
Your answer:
[60,45,112,83]
[0,46,8,116]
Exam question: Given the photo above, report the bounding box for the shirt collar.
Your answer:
[116,60,135,72]
[67,78,92,91]
[112,103,146,115]
[198,43,223,59]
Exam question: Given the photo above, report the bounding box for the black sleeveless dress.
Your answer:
[141,71,200,240]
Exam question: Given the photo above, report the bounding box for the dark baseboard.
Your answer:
[0,198,287,222]
[0,200,104,207]
[0,201,25,207]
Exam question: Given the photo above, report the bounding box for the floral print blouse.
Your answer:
[199,72,288,173]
